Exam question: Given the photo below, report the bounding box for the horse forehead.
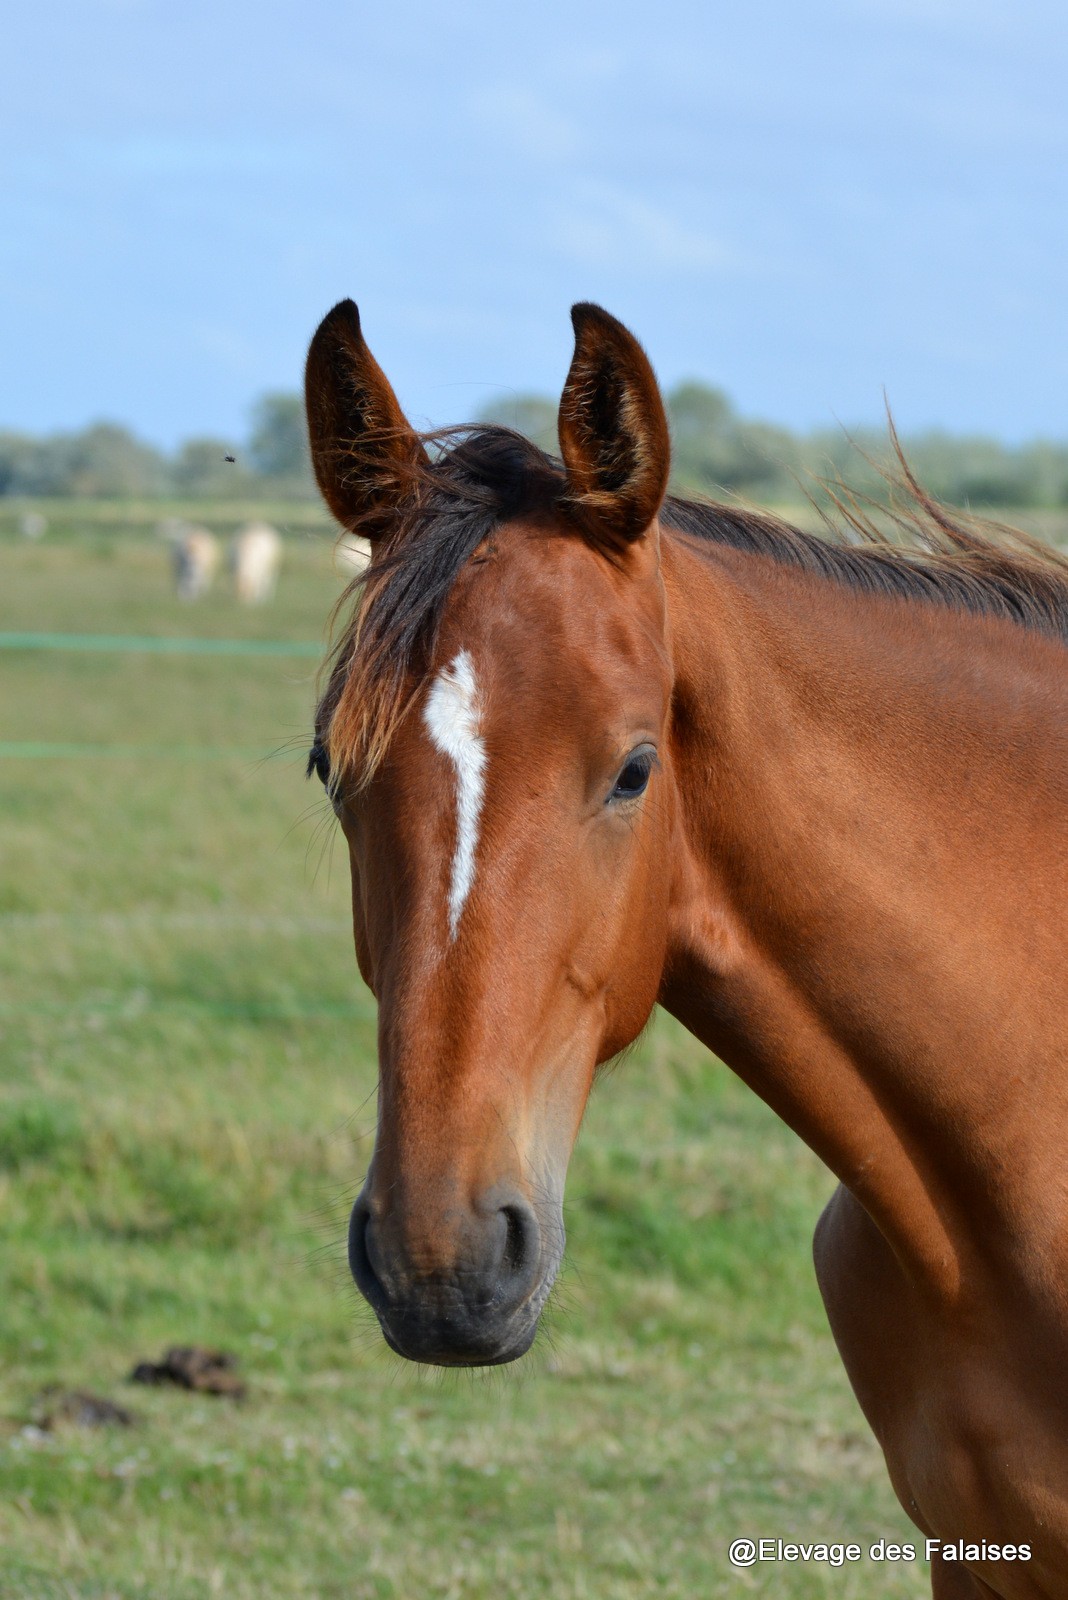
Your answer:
[438,618,655,739]
[440,525,667,681]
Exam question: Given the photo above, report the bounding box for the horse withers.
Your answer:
[304,299,1068,1599]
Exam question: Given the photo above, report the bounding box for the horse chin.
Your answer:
[376,1310,541,1368]
[368,1246,562,1368]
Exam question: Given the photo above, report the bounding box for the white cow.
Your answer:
[171,525,221,600]
[232,522,282,604]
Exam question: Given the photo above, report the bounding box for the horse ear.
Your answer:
[558,303,671,552]
[304,300,428,540]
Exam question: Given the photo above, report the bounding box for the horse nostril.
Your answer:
[498,1201,540,1292]
[348,1195,387,1312]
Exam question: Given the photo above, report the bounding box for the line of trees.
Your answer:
[0,395,311,500]
[477,388,1068,510]
[5,386,1068,509]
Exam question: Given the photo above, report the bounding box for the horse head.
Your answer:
[305,300,688,1364]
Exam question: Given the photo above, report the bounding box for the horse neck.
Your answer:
[658,530,1068,1296]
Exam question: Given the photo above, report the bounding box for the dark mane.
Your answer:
[662,492,1068,643]
[317,427,562,779]
[317,425,1068,782]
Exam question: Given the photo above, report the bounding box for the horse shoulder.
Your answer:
[815,1185,1068,1596]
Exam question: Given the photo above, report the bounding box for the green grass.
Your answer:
[0,520,931,1597]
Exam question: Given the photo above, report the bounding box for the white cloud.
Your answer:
[550,183,733,274]
[469,84,580,162]
[190,321,262,378]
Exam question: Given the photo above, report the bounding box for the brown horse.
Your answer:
[304,299,1068,1600]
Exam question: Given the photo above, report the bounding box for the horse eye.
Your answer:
[307,742,331,787]
[609,752,653,803]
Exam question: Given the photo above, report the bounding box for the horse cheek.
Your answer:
[599,878,672,1060]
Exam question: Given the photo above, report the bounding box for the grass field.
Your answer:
[0,511,980,1598]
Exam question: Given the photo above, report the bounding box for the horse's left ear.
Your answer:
[558,303,671,553]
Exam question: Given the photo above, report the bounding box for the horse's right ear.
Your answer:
[304,300,428,540]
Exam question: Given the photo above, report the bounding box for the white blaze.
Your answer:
[423,650,486,939]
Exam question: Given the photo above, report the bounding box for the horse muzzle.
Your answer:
[348,1185,562,1365]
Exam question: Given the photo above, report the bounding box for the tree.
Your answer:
[249,393,310,481]
[171,438,250,498]
[0,432,38,495]
[474,394,558,452]
[0,423,166,497]
[666,382,799,500]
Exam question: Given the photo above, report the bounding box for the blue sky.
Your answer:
[4,0,1067,447]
